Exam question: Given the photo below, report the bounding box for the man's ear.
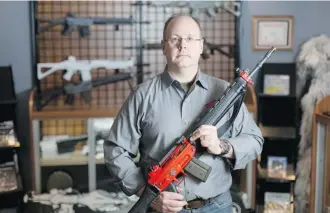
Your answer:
[200,39,204,54]
[161,40,166,56]
[161,40,165,50]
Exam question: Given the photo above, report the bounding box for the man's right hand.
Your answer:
[150,191,188,213]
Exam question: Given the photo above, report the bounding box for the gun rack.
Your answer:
[29,0,252,209]
[32,1,240,111]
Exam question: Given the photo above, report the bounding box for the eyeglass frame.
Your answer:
[164,35,204,45]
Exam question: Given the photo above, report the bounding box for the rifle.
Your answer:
[123,43,162,50]
[124,41,235,59]
[35,71,135,111]
[37,12,149,37]
[201,41,235,59]
[128,47,276,213]
[37,56,135,82]
[148,1,241,18]
[55,135,88,154]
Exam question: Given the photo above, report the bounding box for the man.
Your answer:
[104,14,264,213]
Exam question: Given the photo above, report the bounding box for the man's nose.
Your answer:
[178,38,188,49]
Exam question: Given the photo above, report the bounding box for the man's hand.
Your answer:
[136,185,187,213]
[190,125,233,157]
[190,125,222,155]
[150,191,187,213]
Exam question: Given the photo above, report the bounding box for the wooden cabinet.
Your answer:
[254,63,298,212]
[310,95,330,213]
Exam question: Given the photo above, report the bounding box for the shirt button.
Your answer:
[184,120,188,125]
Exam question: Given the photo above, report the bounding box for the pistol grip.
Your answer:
[63,70,73,81]
[165,182,177,193]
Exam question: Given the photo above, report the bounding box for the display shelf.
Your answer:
[257,164,295,183]
[256,203,294,213]
[29,88,121,193]
[40,155,105,167]
[259,123,296,139]
[0,143,20,149]
[29,89,121,119]
[255,62,298,213]
[0,171,24,196]
[0,100,17,105]
[258,93,296,99]
[0,65,24,212]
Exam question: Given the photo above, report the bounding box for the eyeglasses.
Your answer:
[165,36,203,45]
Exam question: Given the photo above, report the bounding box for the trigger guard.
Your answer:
[165,183,177,193]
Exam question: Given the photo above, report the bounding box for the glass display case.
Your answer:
[29,89,120,193]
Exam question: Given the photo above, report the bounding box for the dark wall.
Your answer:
[0,1,34,190]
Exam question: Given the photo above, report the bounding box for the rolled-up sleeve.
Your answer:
[103,89,146,196]
[225,103,264,170]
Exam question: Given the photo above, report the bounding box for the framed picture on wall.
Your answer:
[252,15,294,51]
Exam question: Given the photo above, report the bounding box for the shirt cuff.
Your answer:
[221,138,247,170]
[116,167,146,196]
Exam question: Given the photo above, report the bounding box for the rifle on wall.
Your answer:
[128,47,276,213]
[37,56,135,82]
[124,40,235,59]
[148,1,241,18]
[35,71,137,111]
[36,12,149,37]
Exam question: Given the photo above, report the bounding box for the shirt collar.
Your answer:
[161,65,208,91]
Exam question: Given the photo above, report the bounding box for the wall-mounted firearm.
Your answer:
[148,1,241,18]
[124,40,235,59]
[201,41,235,59]
[37,56,135,82]
[35,71,136,111]
[37,12,149,37]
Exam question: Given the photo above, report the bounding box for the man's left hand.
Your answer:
[190,125,223,155]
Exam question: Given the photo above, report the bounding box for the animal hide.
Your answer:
[294,34,330,213]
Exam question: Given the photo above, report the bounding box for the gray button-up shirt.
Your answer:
[104,68,264,201]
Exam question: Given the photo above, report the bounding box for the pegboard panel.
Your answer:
[34,1,240,111]
[35,0,139,111]
[33,1,240,137]
[40,119,87,137]
[139,2,238,82]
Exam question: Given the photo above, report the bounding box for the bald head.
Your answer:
[161,14,204,72]
[162,14,202,41]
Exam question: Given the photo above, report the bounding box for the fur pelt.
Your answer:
[294,34,330,213]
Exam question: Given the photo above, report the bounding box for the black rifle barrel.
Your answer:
[184,47,276,139]
[66,17,135,25]
[91,72,133,88]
